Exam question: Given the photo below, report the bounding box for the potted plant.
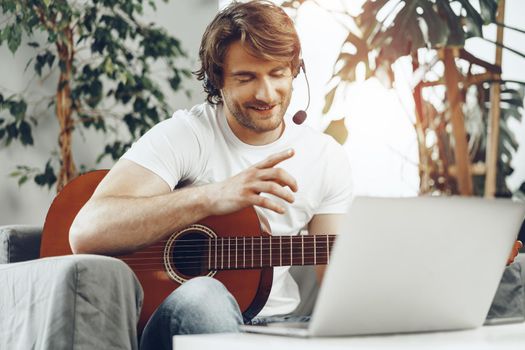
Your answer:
[0,0,190,192]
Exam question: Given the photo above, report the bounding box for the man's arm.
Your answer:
[307,213,345,284]
[70,150,298,255]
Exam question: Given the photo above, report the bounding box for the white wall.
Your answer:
[0,0,218,225]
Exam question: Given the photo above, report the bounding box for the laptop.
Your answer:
[240,196,525,337]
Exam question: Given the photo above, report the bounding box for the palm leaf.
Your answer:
[479,0,499,24]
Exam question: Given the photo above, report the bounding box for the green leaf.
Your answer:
[419,1,449,48]
[124,113,138,136]
[18,175,29,186]
[7,24,22,54]
[9,100,27,120]
[323,85,338,114]
[324,119,348,145]
[133,97,147,114]
[86,80,103,107]
[169,73,181,90]
[34,51,55,76]
[6,122,19,141]
[48,32,57,43]
[437,0,465,47]
[34,161,57,188]
[24,57,34,72]
[46,52,56,68]
[456,0,483,38]
[479,0,498,24]
[19,120,34,145]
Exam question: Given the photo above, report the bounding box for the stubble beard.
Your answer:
[222,92,292,133]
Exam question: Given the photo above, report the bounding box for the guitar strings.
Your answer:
[121,258,332,270]
[120,251,333,261]
[119,245,335,254]
[141,237,337,250]
[151,235,336,243]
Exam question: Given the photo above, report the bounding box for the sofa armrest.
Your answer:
[486,254,525,320]
[0,225,42,264]
[0,254,143,350]
[290,254,525,320]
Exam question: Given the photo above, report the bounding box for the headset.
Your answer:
[292,59,310,125]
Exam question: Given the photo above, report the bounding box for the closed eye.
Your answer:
[270,69,287,78]
[232,73,255,83]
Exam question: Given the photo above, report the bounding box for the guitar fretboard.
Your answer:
[206,235,336,270]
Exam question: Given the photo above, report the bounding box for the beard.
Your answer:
[222,90,292,133]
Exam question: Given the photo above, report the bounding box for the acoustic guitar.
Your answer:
[40,170,335,331]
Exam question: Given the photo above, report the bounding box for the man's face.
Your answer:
[221,41,293,143]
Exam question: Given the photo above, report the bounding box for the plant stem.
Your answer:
[485,0,506,198]
[443,48,473,195]
[55,25,77,192]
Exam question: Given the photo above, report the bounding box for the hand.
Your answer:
[206,149,298,216]
[507,240,523,265]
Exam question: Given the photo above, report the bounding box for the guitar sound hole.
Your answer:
[172,231,209,277]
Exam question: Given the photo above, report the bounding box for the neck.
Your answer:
[206,234,336,270]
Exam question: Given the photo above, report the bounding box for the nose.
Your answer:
[254,77,278,103]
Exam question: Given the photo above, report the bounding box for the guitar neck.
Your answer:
[206,234,336,270]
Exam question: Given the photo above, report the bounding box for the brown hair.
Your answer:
[195,0,301,104]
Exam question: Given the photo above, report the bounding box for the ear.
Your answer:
[293,59,305,78]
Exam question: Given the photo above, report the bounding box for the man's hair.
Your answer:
[194,0,301,105]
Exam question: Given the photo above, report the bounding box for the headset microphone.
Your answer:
[293,60,310,125]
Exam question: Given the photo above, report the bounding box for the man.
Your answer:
[70,1,353,349]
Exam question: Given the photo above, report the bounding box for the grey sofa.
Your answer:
[0,225,143,350]
[1,225,524,349]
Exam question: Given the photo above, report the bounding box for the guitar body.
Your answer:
[40,170,273,331]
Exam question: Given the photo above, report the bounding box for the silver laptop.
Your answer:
[240,196,525,337]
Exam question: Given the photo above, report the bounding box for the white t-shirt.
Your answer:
[122,102,353,316]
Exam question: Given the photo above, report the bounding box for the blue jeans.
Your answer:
[139,276,310,350]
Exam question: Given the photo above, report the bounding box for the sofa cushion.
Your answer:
[486,258,525,320]
[0,254,143,350]
[0,225,42,264]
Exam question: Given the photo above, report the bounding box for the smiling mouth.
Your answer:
[248,104,277,112]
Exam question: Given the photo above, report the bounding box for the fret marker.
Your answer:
[269,236,272,267]
[314,235,316,265]
[279,236,282,267]
[326,235,330,264]
[290,236,293,266]
[260,236,263,267]
[301,235,304,266]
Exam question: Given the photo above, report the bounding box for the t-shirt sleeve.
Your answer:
[121,111,203,190]
[315,141,354,214]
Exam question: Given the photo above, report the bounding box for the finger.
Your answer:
[252,181,295,203]
[254,149,295,170]
[249,194,286,214]
[258,168,298,192]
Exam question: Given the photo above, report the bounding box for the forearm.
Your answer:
[308,213,345,285]
[70,185,212,255]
